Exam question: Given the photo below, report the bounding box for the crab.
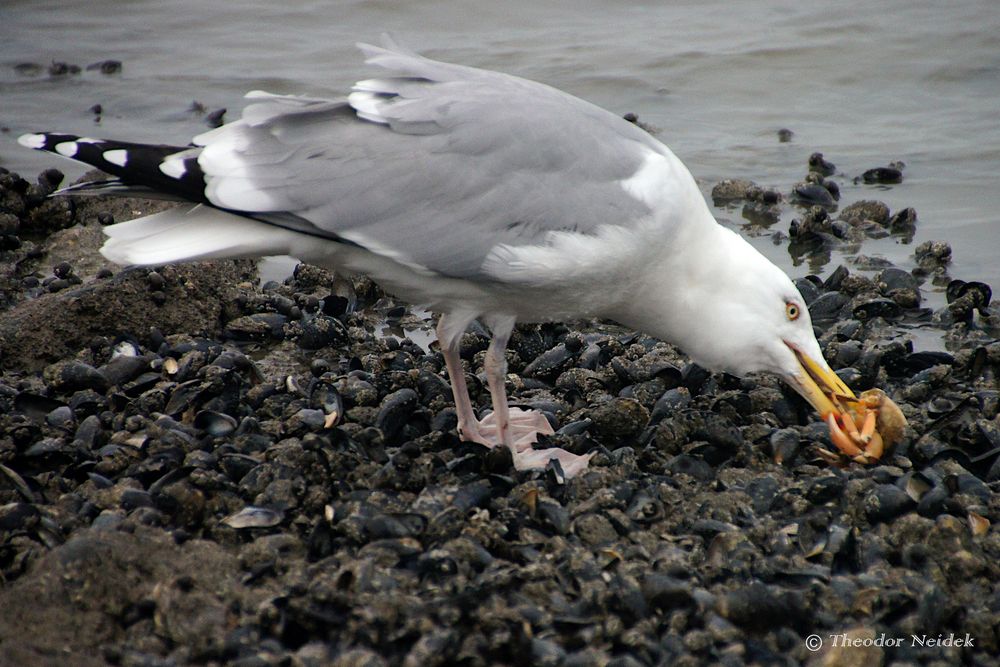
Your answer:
[821,388,907,464]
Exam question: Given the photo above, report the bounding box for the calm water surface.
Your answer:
[2,0,998,350]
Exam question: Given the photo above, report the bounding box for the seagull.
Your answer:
[18,37,886,477]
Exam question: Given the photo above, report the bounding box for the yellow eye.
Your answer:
[786,302,800,321]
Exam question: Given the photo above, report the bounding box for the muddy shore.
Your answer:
[1,161,998,667]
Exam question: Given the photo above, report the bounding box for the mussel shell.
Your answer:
[194,409,238,437]
[877,267,919,292]
[14,392,67,420]
[100,354,152,387]
[309,380,344,426]
[375,388,419,441]
[793,183,836,206]
[861,166,902,184]
[320,293,352,317]
[853,296,902,321]
[808,152,836,175]
[364,512,427,539]
[221,505,284,529]
[946,279,992,308]
[626,491,664,523]
[522,344,575,380]
[808,292,850,324]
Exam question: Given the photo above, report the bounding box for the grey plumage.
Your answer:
[187,39,659,279]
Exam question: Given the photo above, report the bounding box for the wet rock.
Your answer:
[839,200,890,226]
[0,261,256,370]
[914,240,951,270]
[717,581,805,631]
[287,315,349,349]
[641,574,694,611]
[588,397,649,442]
[811,627,884,667]
[711,179,780,207]
[224,313,288,342]
[712,178,758,203]
[0,527,266,666]
[573,512,618,546]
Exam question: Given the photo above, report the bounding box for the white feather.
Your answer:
[100,205,304,265]
[205,176,284,211]
[347,91,389,124]
[352,78,394,93]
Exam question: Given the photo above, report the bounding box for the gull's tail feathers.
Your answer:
[100,204,301,266]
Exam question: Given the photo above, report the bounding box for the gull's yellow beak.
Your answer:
[786,345,856,420]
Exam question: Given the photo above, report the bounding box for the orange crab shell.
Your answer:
[825,389,905,464]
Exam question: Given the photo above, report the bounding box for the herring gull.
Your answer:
[19,38,893,477]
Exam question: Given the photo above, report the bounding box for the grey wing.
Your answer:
[191,39,663,279]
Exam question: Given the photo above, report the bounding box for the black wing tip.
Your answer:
[18,132,84,152]
[17,132,208,204]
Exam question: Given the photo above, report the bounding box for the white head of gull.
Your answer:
[19,37,889,477]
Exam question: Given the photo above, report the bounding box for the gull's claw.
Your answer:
[475,408,555,452]
[460,407,591,476]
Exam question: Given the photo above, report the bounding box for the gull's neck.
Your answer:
[609,209,756,364]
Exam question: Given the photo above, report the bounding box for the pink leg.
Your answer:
[436,316,487,444]
[437,313,593,477]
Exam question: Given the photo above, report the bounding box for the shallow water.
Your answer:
[2,0,998,351]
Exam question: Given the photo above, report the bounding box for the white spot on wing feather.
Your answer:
[55,141,78,157]
[17,133,47,149]
[159,156,186,179]
[103,149,128,167]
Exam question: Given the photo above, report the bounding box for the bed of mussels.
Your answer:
[1,158,999,667]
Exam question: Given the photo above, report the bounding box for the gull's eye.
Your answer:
[786,302,801,321]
